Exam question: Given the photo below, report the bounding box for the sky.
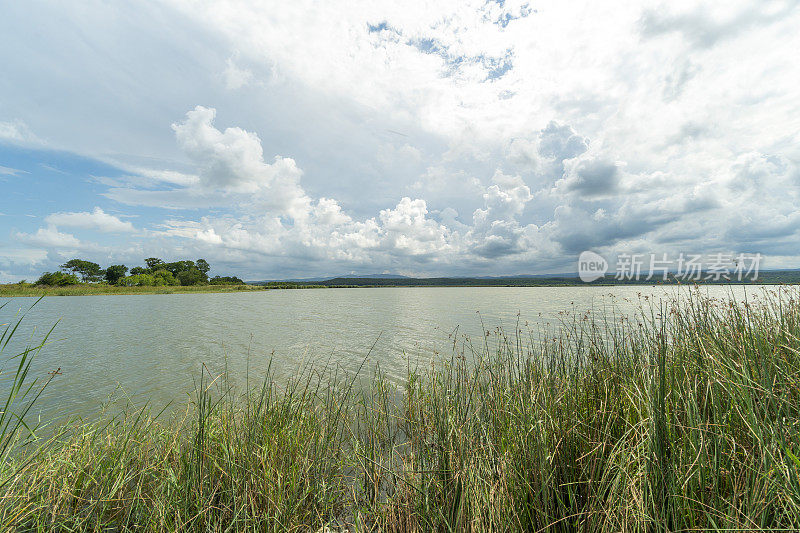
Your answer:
[1,0,799,281]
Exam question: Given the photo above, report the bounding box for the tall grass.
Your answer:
[1,287,799,531]
[0,298,62,478]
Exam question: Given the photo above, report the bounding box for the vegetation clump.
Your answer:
[34,271,79,286]
[1,288,800,531]
[209,275,245,285]
[31,257,244,288]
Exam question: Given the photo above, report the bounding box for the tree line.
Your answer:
[35,258,244,287]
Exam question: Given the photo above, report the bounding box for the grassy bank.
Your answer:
[1,289,800,530]
[0,283,325,297]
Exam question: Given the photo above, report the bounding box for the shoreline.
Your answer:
[1,279,794,297]
[0,283,281,297]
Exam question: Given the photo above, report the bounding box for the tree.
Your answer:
[105,265,128,284]
[209,275,244,285]
[60,259,103,282]
[60,259,80,275]
[130,266,148,275]
[120,273,154,286]
[144,257,165,272]
[37,271,79,286]
[152,269,179,286]
[195,259,210,275]
[177,267,205,286]
[164,260,195,277]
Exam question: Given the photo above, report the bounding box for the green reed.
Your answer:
[0,287,799,531]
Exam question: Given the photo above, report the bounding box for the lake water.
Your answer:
[0,285,769,420]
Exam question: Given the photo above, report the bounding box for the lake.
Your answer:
[0,285,767,420]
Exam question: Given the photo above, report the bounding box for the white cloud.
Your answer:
[378,197,451,257]
[16,226,82,248]
[313,198,352,226]
[223,57,254,90]
[45,207,135,233]
[0,247,48,266]
[2,1,800,277]
[133,168,200,186]
[171,106,311,218]
[504,137,539,172]
[475,171,533,222]
[0,165,26,176]
[84,100,800,276]
[0,120,40,144]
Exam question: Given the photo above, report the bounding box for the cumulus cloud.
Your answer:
[3,1,800,277]
[313,198,352,226]
[476,171,532,221]
[467,171,534,258]
[16,226,82,249]
[84,102,800,277]
[171,106,311,218]
[45,207,135,233]
[556,157,620,198]
[140,134,548,272]
[378,197,450,257]
[538,121,589,162]
[504,137,539,172]
[549,204,677,254]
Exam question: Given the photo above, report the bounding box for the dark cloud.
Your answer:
[725,217,800,242]
[560,159,619,198]
[552,205,678,254]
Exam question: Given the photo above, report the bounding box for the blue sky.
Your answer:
[1,0,799,281]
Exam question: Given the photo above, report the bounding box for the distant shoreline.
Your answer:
[2,273,798,297]
[0,283,277,297]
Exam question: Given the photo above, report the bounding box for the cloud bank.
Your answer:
[1,0,799,280]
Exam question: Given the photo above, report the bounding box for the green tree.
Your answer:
[60,259,103,282]
[209,275,244,285]
[120,273,155,286]
[164,260,196,277]
[144,257,164,272]
[177,268,205,286]
[36,271,79,286]
[105,264,128,284]
[195,259,210,275]
[130,266,148,275]
[152,269,179,286]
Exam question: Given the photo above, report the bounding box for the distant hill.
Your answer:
[249,270,800,287]
[251,273,410,283]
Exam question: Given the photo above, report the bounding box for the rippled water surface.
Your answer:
[0,285,766,419]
